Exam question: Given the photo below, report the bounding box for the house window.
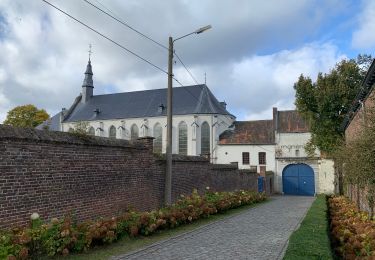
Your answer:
[68,128,74,133]
[178,121,188,155]
[201,121,210,155]
[242,152,250,165]
[130,124,139,140]
[295,149,300,157]
[259,152,266,165]
[153,123,163,153]
[109,125,116,139]
[88,127,95,136]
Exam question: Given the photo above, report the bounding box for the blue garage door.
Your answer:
[282,164,315,196]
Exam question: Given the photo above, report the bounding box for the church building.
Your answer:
[40,59,235,159]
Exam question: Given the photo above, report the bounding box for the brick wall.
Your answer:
[346,91,375,142]
[345,88,374,214]
[0,125,257,229]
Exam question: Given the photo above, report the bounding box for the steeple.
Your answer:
[82,45,94,103]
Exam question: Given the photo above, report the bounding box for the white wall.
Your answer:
[275,132,320,158]
[216,144,276,171]
[62,113,234,157]
[318,159,335,194]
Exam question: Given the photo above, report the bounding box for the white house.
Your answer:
[216,108,335,195]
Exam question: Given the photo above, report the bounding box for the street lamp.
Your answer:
[165,25,212,205]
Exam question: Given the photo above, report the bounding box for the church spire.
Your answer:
[82,45,94,103]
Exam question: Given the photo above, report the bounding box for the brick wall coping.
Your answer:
[155,154,209,162]
[0,124,145,149]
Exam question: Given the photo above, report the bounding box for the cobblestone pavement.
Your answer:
[113,196,315,260]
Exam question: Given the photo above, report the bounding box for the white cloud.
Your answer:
[352,0,375,49]
[224,43,346,120]
[0,0,352,123]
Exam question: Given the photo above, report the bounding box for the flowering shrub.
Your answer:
[1,190,266,259]
[328,196,375,259]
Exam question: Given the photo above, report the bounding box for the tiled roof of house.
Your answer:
[63,84,232,122]
[277,110,309,133]
[219,120,275,144]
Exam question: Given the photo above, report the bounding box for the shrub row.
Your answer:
[1,189,266,259]
[328,196,375,259]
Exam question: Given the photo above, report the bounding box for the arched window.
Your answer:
[201,122,210,155]
[131,124,139,140]
[109,125,116,139]
[153,123,163,153]
[178,121,188,155]
[88,126,95,136]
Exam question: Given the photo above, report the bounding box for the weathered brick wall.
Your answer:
[0,125,257,229]
[345,89,374,214]
[346,91,374,142]
[171,159,257,199]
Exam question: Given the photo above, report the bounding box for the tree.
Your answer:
[3,104,50,128]
[294,55,372,155]
[294,55,372,195]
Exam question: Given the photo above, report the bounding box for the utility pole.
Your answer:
[165,36,173,205]
[165,25,212,206]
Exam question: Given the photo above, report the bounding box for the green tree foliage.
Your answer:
[3,104,50,128]
[294,55,372,155]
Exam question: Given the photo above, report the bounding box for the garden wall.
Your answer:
[0,125,257,229]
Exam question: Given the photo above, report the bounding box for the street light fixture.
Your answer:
[165,25,212,205]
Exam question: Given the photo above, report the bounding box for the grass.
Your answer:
[51,200,268,260]
[283,195,335,260]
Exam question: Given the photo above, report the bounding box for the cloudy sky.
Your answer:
[0,0,374,122]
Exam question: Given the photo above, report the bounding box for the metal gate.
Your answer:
[282,164,315,196]
[258,176,264,193]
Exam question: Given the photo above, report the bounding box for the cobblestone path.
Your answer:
[113,196,315,260]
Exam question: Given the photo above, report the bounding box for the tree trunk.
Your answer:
[334,159,344,195]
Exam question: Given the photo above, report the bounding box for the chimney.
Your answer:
[273,107,278,132]
[220,101,227,110]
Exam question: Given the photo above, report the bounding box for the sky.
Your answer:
[0,0,374,123]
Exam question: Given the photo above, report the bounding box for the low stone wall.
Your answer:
[0,125,257,229]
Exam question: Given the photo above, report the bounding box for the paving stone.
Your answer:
[113,196,315,260]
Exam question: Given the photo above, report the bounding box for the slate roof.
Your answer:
[35,112,61,131]
[219,120,275,145]
[277,110,309,133]
[63,84,231,123]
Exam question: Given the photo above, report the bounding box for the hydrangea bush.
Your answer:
[1,190,266,259]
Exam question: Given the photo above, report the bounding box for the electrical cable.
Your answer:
[82,0,200,85]
[41,0,168,75]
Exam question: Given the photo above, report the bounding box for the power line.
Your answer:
[41,0,168,75]
[82,0,200,85]
[174,52,199,84]
[82,0,168,50]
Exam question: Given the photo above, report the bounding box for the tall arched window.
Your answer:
[201,121,210,155]
[178,121,188,155]
[153,123,163,153]
[88,126,95,136]
[109,125,116,139]
[131,124,139,140]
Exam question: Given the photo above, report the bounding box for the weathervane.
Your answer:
[88,44,93,61]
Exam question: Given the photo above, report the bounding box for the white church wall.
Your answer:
[62,113,234,157]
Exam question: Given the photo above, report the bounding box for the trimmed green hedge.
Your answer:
[283,195,334,260]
